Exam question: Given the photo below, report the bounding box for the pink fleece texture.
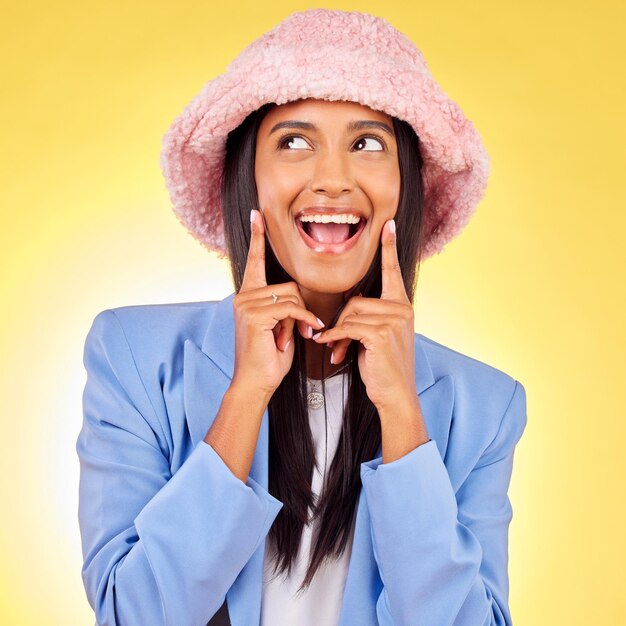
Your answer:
[160,9,490,262]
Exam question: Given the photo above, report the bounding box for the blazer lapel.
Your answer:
[182,292,455,626]
[183,292,236,449]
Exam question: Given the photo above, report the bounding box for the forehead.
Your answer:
[259,98,393,129]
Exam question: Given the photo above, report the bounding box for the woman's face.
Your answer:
[254,98,401,295]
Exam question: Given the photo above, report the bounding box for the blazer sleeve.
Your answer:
[359,380,527,626]
[76,309,284,626]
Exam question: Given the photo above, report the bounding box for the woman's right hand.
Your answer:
[231,209,325,395]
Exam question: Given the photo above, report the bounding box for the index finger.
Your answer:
[240,209,267,292]
[380,219,407,301]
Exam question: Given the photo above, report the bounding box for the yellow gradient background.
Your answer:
[1,1,624,624]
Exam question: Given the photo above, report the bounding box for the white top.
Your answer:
[260,372,356,626]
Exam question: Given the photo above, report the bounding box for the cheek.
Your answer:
[366,169,401,216]
[253,167,298,260]
[255,163,303,210]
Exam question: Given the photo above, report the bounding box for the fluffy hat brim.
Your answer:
[160,9,490,262]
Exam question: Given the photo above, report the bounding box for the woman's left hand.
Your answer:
[312,219,418,412]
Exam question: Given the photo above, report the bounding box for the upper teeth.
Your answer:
[299,214,361,224]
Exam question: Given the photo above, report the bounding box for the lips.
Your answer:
[296,216,366,254]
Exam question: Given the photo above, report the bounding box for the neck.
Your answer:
[299,284,356,380]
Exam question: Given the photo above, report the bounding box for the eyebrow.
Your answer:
[268,119,395,138]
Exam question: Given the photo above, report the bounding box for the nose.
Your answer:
[309,149,355,197]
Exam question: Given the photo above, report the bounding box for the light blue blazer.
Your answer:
[76,292,527,626]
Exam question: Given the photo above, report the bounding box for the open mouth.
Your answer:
[295,216,367,254]
[301,219,363,244]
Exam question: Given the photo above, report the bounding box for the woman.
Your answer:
[77,9,527,626]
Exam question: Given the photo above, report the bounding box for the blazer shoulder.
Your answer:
[416,332,524,411]
[87,300,219,362]
[416,333,527,457]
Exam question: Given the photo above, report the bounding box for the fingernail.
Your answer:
[389,219,396,234]
[250,209,256,223]
[312,332,322,340]
[307,325,313,338]
[330,350,335,365]
[283,339,291,352]
[316,317,325,327]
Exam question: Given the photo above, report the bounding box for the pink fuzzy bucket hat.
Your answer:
[160,8,490,262]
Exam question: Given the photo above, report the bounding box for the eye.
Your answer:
[277,135,310,150]
[353,135,385,152]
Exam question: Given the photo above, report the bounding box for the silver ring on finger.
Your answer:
[271,291,278,304]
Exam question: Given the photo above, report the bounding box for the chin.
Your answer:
[296,277,357,295]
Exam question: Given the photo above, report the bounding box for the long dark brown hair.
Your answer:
[220,100,424,592]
